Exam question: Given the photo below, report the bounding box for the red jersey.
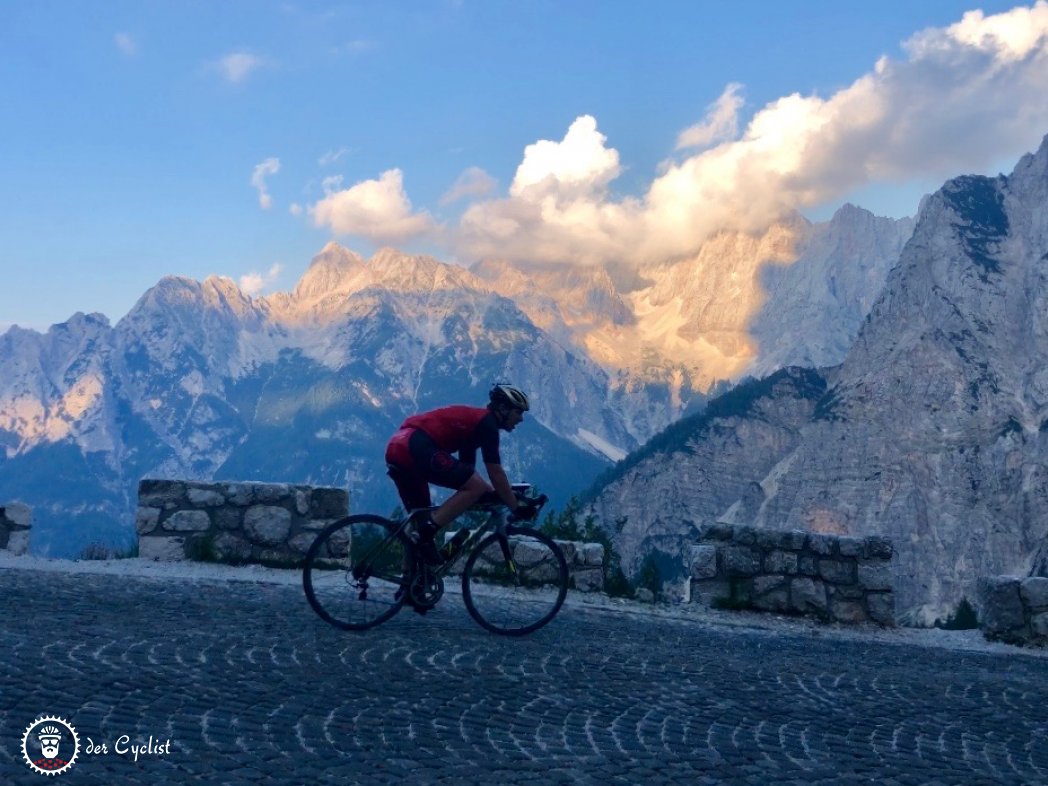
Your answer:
[398,405,501,464]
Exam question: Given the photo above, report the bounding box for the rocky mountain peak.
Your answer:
[291,243,366,303]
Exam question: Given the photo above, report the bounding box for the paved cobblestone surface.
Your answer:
[2,568,1047,785]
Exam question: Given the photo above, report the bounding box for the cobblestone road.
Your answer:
[2,568,1047,785]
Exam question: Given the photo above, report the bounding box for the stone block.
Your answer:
[138,479,186,509]
[865,536,893,560]
[752,576,789,612]
[696,523,733,541]
[244,505,292,546]
[580,543,604,566]
[721,545,761,576]
[1030,612,1048,639]
[514,540,562,583]
[287,532,317,555]
[139,536,186,561]
[162,510,211,532]
[818,559,856,585]
[756,529,806,551]
[829,584,865,600]
[733,526,758,546]
[212,532,253,562]
[688,544,718,579]
[798,554,818,576]
[789,577,827,615]
[214,507,243,530]
[4,502,31,528]
[977,576,1026,637]
[661,576,691,605]
[573,567,603,593]
[764,550,798,575]
[226,483,256,506]
[807,533,836,556]
[829,599,868,624]
[690,578,731,606]
[866,592,895,626]
[310,488,349,518]
[135,507,160,535]
[857,563,893,591]
[837,536,865,558]
[554,540,578,564]
[1020,577,1048,611]
[325,527,351,558]
[6,530,29,556]
[294,488,310,515]
[255,483,290,503]
[302,518,340,532]
[187,487,225,507]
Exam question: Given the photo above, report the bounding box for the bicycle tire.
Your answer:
[461,525,568,636]
[302,514,412,631]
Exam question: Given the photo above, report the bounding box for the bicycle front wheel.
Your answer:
[461,526,568,636]
[303,514,411,631]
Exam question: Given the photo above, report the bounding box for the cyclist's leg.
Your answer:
[431,472,489,528]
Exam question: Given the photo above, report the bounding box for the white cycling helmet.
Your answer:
[489,383,529,411]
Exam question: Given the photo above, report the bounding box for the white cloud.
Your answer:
[318,147,352,166]
[676,83,743,150]
[310,169,436,242]
[215,52,266,84]
[289,203,303,216]
[239,264,283,296]
[452,2,1048,270]
[440,167,497,205]
[114,33,138,57]
[510,115,620,201]
[251,158,280,209]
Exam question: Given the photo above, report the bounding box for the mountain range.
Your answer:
[0,195,913,558]
[587,135,1048,625]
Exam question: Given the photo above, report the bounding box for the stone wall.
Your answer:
[0,503,31,555]
[686,523,895,626]
[977,576,1048,646]
[441,530,606,593]
[137,479,349,565]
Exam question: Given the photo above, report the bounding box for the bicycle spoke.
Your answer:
[303,515,411,630]
[462,527,568,635]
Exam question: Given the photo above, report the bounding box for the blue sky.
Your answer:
[2,0,1046,329]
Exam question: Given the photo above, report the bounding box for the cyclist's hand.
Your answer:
[510,499,540,522]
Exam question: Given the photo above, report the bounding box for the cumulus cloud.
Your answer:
[114,33,138,57]
[676,83,744,150]
[251,158,280,209]
[215,52,266,84]
[440,167,497,205]
[310,169,435,242]
[453,2,1048,269]
[239,264,283,296]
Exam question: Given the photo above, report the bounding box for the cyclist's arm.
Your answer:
[485,462,519,511]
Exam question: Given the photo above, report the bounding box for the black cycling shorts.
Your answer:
[386,429,477,510]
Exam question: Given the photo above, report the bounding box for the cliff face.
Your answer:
[589,137,1048,624]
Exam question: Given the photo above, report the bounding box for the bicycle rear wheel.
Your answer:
[461,526,568,636]
[303,514,411,631]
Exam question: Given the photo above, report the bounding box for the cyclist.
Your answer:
[384,383,540,565]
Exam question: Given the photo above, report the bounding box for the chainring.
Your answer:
[409,569,445,609]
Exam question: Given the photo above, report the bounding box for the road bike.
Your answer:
[302,484,568,636]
